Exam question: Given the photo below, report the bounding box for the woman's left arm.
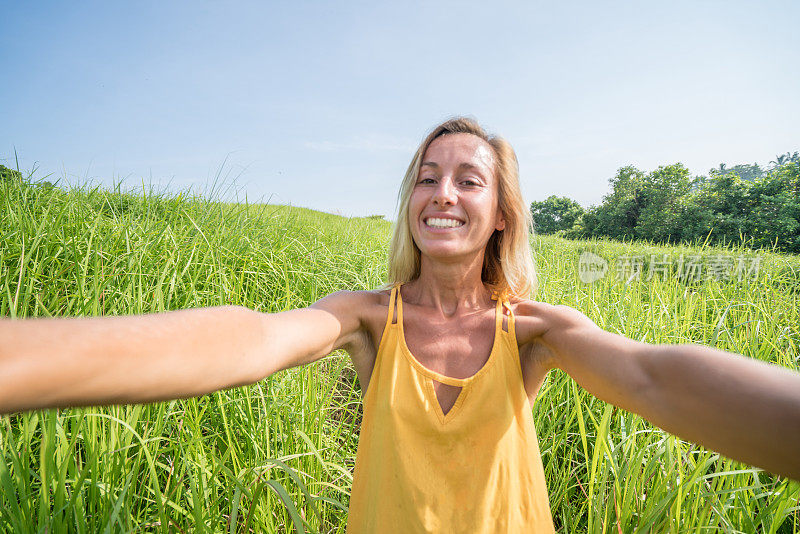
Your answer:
[522,302,800,481]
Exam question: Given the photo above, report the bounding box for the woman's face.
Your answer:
[408,133,505,262]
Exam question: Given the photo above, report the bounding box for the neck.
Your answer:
[404,252,493,317]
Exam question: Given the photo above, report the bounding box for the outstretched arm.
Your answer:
[0,291,364,414]
[521,302,800,481]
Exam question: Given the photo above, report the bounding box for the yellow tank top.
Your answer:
[346,283,555,533]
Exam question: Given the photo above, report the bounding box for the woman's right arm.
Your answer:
[0,291,364,414]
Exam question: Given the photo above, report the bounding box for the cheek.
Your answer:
[408,192,425,217]
[407,196,422,231]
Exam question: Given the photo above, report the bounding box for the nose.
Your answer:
[431,177,457,206]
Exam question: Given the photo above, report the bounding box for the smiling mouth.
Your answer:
[424,217,465,229]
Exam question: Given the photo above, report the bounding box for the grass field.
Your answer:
[1,174,799,533]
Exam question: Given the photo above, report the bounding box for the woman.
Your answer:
[1,117,799,532]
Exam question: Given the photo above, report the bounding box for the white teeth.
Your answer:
[425,217,464,228]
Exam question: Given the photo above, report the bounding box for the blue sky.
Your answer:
[2,1,798,218]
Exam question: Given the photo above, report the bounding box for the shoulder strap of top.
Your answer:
[504,299,516,338]
[491,290,516,338]
[385,283,402,331]
[492,293,503,333]
[395,283,404,325]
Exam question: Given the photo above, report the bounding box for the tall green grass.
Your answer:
[1,174,798,532]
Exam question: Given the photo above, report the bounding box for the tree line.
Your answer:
[531,152,800,253]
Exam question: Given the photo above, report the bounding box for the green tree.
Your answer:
[634,163,692,242]
[580,164,690,243]
[681,171,751,246]
[726,163,763,182]
[744,161,800,252]
[770,153,791,169]
[584,165,647,240]
[709,162,763,181]
[568,153,800,253]
[530,195,585,234]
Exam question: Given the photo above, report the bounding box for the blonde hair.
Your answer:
[385,116,538,299]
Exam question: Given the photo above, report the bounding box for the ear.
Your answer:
[495,208,506,232]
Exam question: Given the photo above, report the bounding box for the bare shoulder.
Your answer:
[308,289,385,331]
[507,297,560,317]
[307,288,391,351]
[309,288,384,313]
[308,288,392,387]
[507,298,595,345]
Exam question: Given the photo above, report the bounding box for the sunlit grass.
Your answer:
[1,173,798,532]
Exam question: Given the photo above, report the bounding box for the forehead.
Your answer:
[422,133,496,177]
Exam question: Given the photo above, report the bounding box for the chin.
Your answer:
[418,243,473,261]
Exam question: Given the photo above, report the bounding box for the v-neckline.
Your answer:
[393,284,503,423]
